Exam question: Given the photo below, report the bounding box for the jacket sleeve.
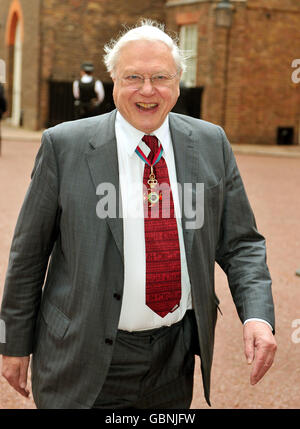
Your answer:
[215,127,275,332]
[0,131,60,356]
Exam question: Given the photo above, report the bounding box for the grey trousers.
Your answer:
[92,310,196,409]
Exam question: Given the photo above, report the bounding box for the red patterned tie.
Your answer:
[142,135,181,318]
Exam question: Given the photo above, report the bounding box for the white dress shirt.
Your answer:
[116,111,192,331]
[115,111,273,332]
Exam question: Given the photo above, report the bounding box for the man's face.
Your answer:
[112,40,181,134]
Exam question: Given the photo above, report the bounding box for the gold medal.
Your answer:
[146,166,160,207]
[136,141,163,207]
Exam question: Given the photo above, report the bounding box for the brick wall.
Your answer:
[233,1,300,144]
[166,0,300,144]
[0,0,41,130]
[22,0,41,130]
[1,0,299,142]
[39,0,166,128]
[1,0,166,130]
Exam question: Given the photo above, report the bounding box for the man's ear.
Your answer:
[178,70,183,94]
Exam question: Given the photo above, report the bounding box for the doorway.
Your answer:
[5,1,24,127]
[11,19,22,126]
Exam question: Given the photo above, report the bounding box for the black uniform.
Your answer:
[74,78,100,119]
[0,83,7,120]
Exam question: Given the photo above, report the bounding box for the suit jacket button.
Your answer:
[113,293,121,300]
[105,338,113,345]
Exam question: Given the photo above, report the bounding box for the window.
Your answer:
[179,24,198,87]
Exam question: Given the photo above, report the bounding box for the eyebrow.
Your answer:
[122,68,173,74]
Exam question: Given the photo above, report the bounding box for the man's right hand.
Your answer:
[1,355,30,397]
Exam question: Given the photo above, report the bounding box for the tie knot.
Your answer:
[142,135,159,156]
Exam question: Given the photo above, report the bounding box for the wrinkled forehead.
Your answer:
[115,40,177,74]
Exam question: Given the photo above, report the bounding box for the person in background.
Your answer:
[73,62,105,119]
[0,82,7,121]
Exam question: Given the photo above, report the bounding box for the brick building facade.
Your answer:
[166,0,300,144]
[0,0,299,145]
[0,0,166,130]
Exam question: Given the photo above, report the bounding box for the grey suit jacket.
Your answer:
[0,110,275,408]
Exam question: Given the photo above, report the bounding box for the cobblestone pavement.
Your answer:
[0,126,299,409]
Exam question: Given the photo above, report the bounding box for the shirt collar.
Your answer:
[81,75,93,83]
[116,111,171,157]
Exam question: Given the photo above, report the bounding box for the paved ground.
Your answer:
[0,124,300,409]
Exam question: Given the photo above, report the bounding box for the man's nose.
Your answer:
[139,78,155,95]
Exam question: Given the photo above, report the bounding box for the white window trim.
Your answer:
[179,24,198,88]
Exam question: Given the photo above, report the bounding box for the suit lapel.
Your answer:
[85,110,124,261]
[85,111,202,264]
[169,114,198,261]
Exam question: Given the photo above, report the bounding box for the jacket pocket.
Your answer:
[205,178,224,215]
[40,299,71,340]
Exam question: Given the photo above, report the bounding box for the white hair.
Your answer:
[103,19,187,77]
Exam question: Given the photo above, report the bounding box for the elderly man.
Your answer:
[0,20,276,409]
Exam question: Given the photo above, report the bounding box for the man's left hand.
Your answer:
[243,321,277,385]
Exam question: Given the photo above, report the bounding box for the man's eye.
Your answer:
[126,75,142,81]
[152,74,168,81]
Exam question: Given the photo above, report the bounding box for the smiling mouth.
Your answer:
[136,102,158,111]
